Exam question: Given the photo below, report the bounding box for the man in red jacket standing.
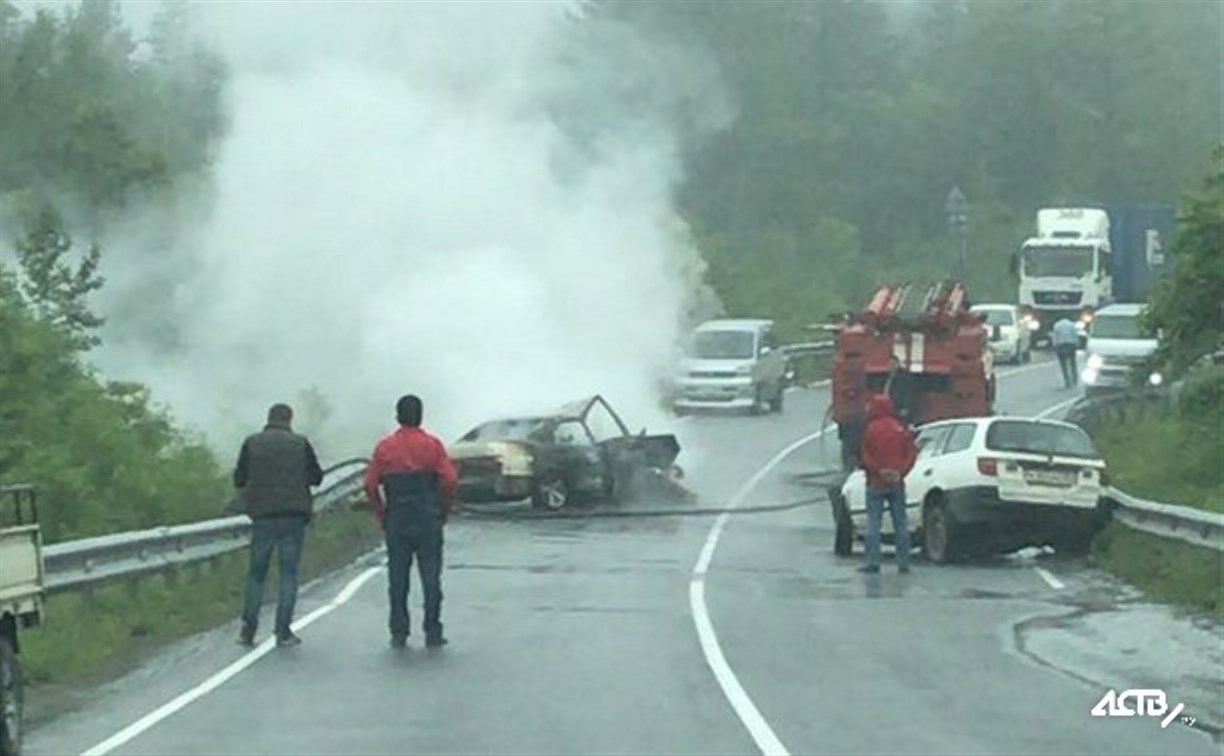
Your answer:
[365,395,458,648]
[859,394,918,574]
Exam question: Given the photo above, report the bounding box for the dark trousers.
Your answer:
[385,510,444,639]
[242,516,306,637]
[1056,345,1079,388]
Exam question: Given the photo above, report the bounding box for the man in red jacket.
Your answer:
[365,394,458,648]
[859,394,918,574]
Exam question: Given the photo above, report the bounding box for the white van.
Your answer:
[672,319,787,415]
[1082,303,1161,392]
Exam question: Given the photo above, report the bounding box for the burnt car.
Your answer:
[448,395,682,510]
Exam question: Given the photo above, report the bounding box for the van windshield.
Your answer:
[1091,314,1142,339]
[687,330,756,359]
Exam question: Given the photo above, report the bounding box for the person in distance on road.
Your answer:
[234,403,324,648]
[364,394,458,649]
[858,394,917,574]
[1051,316,1081,388]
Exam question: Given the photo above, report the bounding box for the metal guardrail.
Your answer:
[781,341,835,360]
[1066,388,1223,552]
[1104,487,1224,552]
[41,459,370,594]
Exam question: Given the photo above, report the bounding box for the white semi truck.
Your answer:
[1016,207,1112,343]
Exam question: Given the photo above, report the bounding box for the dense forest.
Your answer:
[0,0,1219,539]
[604,0,1222,333]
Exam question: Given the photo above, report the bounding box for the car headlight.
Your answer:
[1086,353,1104,370]
[1149,371,1163,386]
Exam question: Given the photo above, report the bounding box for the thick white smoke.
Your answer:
[93,1,729,460]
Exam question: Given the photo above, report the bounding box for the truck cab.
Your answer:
[1017,208,1112,342]
[672,319,787,415]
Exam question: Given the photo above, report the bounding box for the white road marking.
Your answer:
[1034,567,1066,590]
[689,424,833,756]
[1036,396,1080,418]
[82,565,383,756]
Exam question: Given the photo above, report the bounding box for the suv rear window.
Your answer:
[986,420,1099,459]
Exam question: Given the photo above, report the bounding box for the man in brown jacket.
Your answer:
[234,403,323,647]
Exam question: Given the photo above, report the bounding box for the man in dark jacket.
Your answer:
[859,394,918,574]
[364,395,457,649]
[235,403,324,647]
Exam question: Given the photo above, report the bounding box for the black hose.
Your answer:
[457,495,828,521]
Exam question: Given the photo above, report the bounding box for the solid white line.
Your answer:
[1033,567,1066,590]
[1036,396,1080,418]
[688,424,833,756]
[82,566,383,756]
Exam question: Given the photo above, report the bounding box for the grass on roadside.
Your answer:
[1093,409,1223,514]
[1091,520,1224,620]
[22,509,382,690]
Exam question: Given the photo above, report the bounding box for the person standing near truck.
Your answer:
[859,394,917,574]
[234,403,324,647]
[1052,316,1081,388]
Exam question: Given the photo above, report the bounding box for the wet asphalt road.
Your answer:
[28,356,1219,755]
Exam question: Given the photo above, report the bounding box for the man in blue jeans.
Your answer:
[859,394,918,574]
[234,403,324,647]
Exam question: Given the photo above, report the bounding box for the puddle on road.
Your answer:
[1014,600,1224,737]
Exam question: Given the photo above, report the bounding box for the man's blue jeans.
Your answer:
[865,485,911,570]
[241,516,306,638]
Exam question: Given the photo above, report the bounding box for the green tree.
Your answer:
[1145,149,1224,374]
[14,202,104,349]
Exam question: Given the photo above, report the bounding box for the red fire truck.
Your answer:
[831,280,995,470]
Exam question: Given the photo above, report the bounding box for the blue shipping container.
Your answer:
[1108,204,1177,304]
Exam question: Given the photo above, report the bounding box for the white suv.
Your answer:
[830,416,1109,562]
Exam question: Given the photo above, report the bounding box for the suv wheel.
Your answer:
[922,497,959,564]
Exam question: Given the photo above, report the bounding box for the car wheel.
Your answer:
[531,474,569,511]
[922,497,959,564]
[0,635,21,756]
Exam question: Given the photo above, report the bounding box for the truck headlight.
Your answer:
[1086,353,1104,371]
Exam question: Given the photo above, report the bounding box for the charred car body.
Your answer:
[449,396,682,510]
